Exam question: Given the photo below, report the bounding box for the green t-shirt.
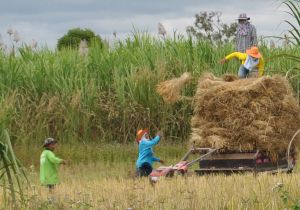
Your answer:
[40,149,62,185]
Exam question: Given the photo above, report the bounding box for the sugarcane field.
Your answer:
[1,1,300,210]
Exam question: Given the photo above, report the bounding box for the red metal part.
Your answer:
[150,166,173,177]
[149,148,217,180]
[149,161,189,178]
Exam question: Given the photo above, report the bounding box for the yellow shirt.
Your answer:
[225,52,264,76]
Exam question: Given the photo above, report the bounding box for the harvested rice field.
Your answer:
[2,160,300,210]
[0,18,300,209]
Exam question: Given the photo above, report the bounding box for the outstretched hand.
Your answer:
[159,159,164,164]
[61,160,67,165]
[156,131,162,137]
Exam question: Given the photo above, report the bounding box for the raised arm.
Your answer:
[141,136,161,148]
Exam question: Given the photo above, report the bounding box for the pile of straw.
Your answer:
[156,72,192,104]
[190,74,300,160]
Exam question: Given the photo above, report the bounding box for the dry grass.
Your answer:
[1,163,300,210]
[190,74,300,159]
[156,72,192,104]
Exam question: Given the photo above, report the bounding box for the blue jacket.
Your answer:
[136,136,161,168]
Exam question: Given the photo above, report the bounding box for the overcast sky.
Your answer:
[0,0,292,49]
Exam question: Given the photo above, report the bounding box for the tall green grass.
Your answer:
[0,35,299,145]
[0,128,28,209]
[283,0,300,45]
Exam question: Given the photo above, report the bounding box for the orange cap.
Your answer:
[246,46,262,58]
[136,129,149,143]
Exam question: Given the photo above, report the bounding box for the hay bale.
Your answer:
[223,74,238,82]
[189,74,300,159]
[156,72,192,104]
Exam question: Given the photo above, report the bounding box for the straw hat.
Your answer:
[246,46,262,58]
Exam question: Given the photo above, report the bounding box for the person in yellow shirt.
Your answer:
[220,46,264,78]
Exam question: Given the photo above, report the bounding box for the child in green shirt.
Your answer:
[40,138,66,191]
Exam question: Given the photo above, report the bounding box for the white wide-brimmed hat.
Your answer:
[237,13,250,20]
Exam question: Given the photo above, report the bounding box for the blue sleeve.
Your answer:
[152,157,160,162]
[141,136,160,148]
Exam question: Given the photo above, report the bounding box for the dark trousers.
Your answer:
[136,163,153,177]
[47,184,55,191]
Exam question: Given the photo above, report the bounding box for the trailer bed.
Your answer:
[197,150,294,175]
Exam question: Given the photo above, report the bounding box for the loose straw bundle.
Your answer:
[156,72,192,104]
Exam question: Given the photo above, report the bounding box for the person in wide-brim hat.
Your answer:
[237,13,250,20]
[219,46,264,78]
[236,13,258,53]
